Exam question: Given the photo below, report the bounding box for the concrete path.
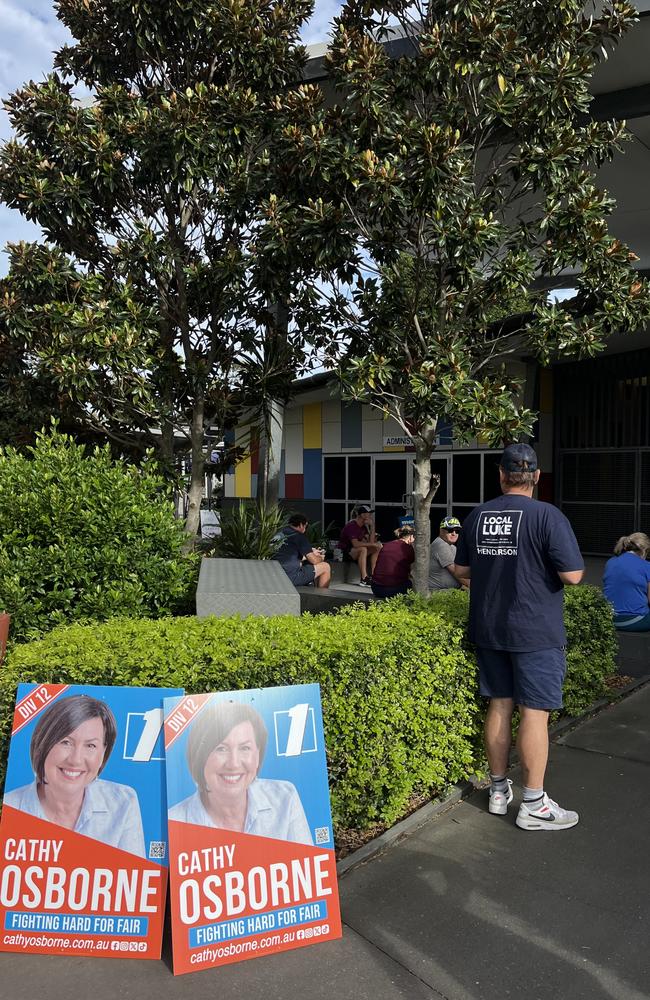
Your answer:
[3,684,650,999]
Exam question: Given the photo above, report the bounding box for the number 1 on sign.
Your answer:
[131,708,164,761]
[285,703,310,756]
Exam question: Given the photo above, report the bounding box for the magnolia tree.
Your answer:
[0,0,346,535]
[283,0,650,591]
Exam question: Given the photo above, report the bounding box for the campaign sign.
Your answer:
[164,684,342,975]
[0,683,183,960]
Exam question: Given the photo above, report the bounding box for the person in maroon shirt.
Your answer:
[339,505,382,586]
[371,526,415,598]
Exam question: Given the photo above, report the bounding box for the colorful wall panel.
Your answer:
[303,403,322,448]
[303,448,323,500]
[341,402,362,449]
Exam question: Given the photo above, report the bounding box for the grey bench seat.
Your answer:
[196,557,300,618]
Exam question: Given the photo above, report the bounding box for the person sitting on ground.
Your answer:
[273,513,331,588]
[371,526,415,599]
[429,515,469,590]
[339,505,382,586]
[603,532,650,631]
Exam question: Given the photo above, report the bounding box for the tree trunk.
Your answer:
[157,308,176,476]
[185,395,205,542]
[411,422,439,595]
[257,398,284,506]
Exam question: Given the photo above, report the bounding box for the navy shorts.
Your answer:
[476,646,567,710]
[285,563,315,586]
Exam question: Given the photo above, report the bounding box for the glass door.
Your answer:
[372,455,413,542]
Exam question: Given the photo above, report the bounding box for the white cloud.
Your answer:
[303,0,342,45]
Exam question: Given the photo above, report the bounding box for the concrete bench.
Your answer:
[196,557,300,618]
[330,557,363,586]
[296,585,374,614]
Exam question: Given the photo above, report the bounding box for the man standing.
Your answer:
[455,444,584,831]
[339,505,382,586]
[273,513,331,588]
[429,515,468,590]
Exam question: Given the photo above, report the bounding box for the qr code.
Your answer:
[148,841,166,860]
[314,826,330,845]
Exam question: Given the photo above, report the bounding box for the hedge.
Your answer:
[0,430,197,642]
[0,586,616,836]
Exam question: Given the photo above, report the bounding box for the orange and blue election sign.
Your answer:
[164,684,342,975]
[0,682,182,960]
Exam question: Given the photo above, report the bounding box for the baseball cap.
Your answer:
[440,516,461,531]
[356,505,375,514]
[500,443,538,472]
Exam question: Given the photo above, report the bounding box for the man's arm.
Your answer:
[557,569,583,586]
[454,563,471,581]
[305,548,326,566]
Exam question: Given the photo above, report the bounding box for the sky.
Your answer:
[0,0,343,275]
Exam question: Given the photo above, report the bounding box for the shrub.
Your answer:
[0,586,616,836]
[210,502,287,559]
[0,430,197,641]
[383,585,617,716]
[0,603,481,833]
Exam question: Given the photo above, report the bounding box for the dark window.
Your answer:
[375,459,407,503]
[348,456,371,504]
[323,457,346,499]
[374,506,402,542]
[324,503,347,537]
[452,454,481,504]
[430,457,448,504]
[483,455,502,501]
[452,506,476,526]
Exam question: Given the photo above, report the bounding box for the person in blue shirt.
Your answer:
[603,533,650,631]
[169,700,313,845]
[3,694,145,857]
[455,444,584,832]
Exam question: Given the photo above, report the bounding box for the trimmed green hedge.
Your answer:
[0,586,616,835]
[0,430,198,642]
[389,585,618,718]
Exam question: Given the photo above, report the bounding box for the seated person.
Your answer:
[371,526,415,598]
[603,532,650,631]
[429,515,468,590]
[273,513,331,588]
[339,506,382,586]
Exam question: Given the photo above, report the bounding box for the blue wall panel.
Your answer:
[303,449,323,500]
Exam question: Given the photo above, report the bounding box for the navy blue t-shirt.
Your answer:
[272,526,313,573]
[455,494,583,651]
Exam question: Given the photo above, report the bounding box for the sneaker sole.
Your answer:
[516,815,579,831]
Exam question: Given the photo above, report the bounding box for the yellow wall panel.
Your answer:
[234,454,252,498]
[303,402,322,449]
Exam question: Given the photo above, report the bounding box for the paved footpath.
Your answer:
[3,684,650,1000]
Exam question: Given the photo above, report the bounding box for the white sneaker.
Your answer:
[488,778,513,815]
[516,793,579,831]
